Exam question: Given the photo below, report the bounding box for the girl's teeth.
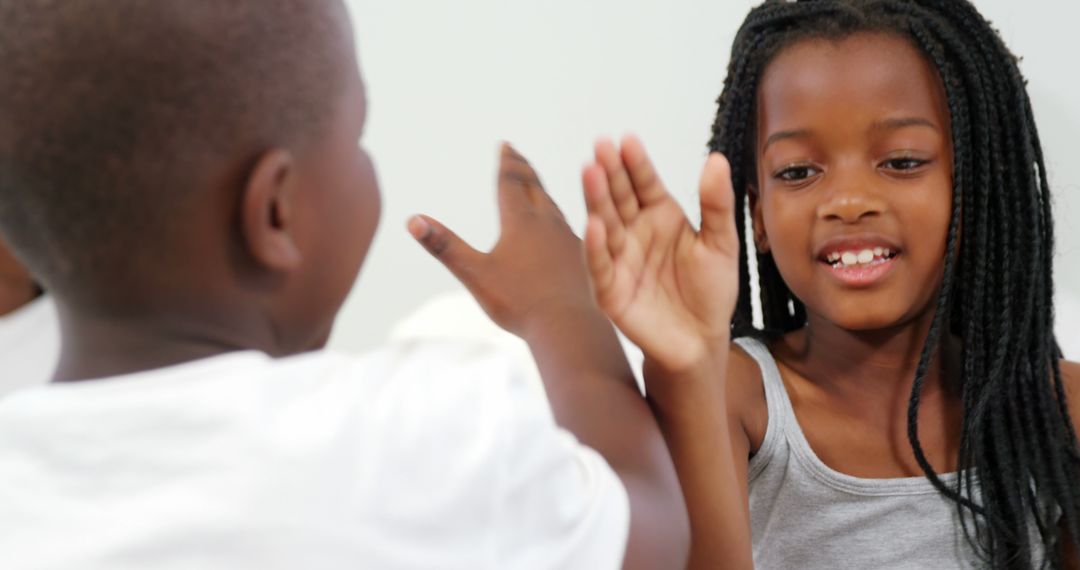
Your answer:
[831,247,895,267]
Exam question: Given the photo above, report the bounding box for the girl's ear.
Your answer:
[240,149,303,272]
[747,185,771,253]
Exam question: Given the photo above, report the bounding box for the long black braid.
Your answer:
[709,1,1080,567]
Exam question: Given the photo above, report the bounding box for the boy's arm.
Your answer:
[409,143,689,569]
[582,135,754,569]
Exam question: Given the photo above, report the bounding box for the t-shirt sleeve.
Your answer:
[491,357,630,570]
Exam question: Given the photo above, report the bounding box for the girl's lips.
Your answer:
[821,254,899,287]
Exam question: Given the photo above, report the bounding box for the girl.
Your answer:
[581,0,1080,568]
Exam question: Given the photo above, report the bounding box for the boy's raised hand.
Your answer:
[409,143,693,570]
[407,143,595,336]
[584,135,739,373]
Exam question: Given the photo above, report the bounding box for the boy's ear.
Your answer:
[241,149,303,271]
[747,185,770,253]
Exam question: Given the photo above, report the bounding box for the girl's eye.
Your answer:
[774,165,820,182]
[880,157,929,171]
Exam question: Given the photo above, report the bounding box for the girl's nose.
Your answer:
[816,184,886,224]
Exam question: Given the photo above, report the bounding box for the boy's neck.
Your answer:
[52,302,273,383]
[0,279,37,317]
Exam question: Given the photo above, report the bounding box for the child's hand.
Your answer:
[584,136,739,373]
[409,143,595,337]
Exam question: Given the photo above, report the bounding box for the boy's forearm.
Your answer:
[520,304,689,569]
[643,341,754,570]
[520,304,665,472]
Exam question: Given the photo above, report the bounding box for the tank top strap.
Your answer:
[734,336,797,480]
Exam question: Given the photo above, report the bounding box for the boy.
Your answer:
[0,239,59,396]
[0,1,687,568]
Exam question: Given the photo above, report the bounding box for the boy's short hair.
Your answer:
[0,0,348,302]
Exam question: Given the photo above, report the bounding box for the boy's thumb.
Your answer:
[407,215,484,284]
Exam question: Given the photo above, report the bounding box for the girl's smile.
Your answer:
[816,233,902,288]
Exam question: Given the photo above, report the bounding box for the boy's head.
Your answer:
[0,0,379,355]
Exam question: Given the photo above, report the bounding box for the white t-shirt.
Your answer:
[0,296,60,398]
[389,289,647,394]
[0,340,629,570]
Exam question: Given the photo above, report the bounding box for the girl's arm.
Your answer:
[1059,360,1080,568]
[582,135,754,569]
[641,349,755,569]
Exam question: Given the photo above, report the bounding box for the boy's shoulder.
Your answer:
[283,339,546,429]
[3,339,555,496]
[3,339,540,450]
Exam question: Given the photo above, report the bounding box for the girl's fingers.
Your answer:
[698,153,738,255]
[594,138,640,223]
[582,163,627,256]
[584,216,616,302]
[619,134,670,207]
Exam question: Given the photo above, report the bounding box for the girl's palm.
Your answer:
[584,137,739,372]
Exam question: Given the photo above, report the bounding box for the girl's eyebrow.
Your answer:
[871,116,938,132]
[762,117,939,154]
[762,128,810,153]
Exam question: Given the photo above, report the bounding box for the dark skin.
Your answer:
[52,1,377,382]
[45,2,690,567]
[0,238,37,317]
[750,32,962,479]
[585,32,1080,567]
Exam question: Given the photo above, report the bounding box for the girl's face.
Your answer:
[752,32,954,332]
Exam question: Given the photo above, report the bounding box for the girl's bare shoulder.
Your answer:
[726,340,769,453]
[1061,359,1080,431]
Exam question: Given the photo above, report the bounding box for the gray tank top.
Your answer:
[736,337,982,569]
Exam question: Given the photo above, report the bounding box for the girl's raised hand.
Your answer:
[584,136,739,373]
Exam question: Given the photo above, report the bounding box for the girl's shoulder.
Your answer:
[726,339,770,454]
[1061,359,1080,434]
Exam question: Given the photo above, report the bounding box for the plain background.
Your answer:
[330,0,1080,355]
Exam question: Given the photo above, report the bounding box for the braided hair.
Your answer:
[710,1,1080,567]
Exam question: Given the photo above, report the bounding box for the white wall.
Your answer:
[331,0,1080,355]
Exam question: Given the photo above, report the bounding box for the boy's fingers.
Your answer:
[594,138,639,222]
[407,215,485,283]
[698,153,738,254]
[497,142,552,219]
[582,164,627,255]
[619,134,669,207]
[584,216,616,300]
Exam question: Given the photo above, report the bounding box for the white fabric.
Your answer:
[0,296,60,398]
[391,289,646,394]
[0,340,629,570]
